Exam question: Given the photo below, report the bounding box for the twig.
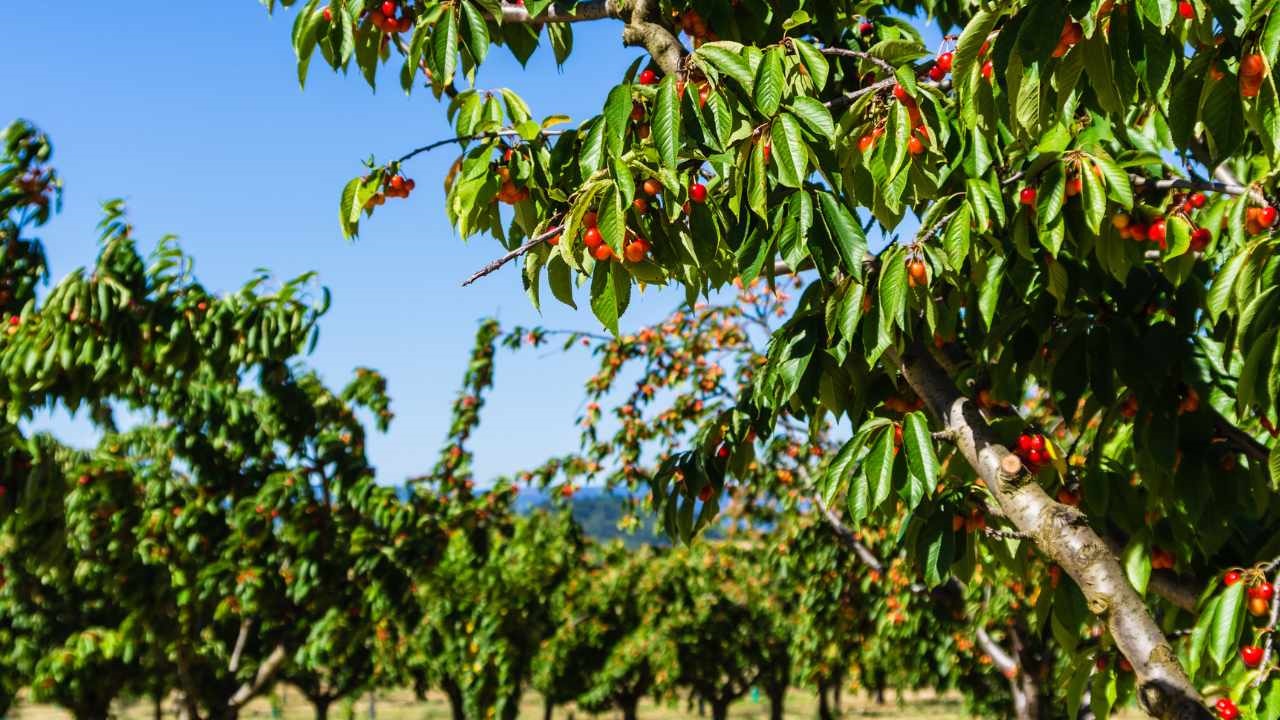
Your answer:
[228,619,252,673]
[825,78,897,111]
[819,47,899,77]
[1208,407,1270,464]
[398,129,566,164]
[500,0,620,24]
[812,495,885,573]
[976,626,1020,677]
[1252,558,1280,688]
[461,226,564,287]
[1131,175,1250,198]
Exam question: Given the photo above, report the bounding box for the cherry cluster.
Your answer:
[364,173,415,209]
[1215,697,1239,720]
[1014,432,1048,473]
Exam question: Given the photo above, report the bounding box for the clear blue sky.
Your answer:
[8,3,935,485]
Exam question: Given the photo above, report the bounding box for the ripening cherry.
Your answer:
[381,1,397,17]
[908,135,925,156]
[1177,1,1194,19]
[1147,218,1167,243]
[1240,54,1265,98]
[892,84,911,102]
[1112,213,1131,230]
[1224,570,1243,586]
[1241,645,1264,668]
[1249,582,1276,601]
[582,211,598,228]
[936,52,954,72]
[322,6,333,22]
[633,197,649,214]
[928,65,946,81]
[642,178,662,196]
[1019,187,1037,206]
[907,259,927,285]
[1065,176,1083,197]
[583,227,603,249]
[858,133,876,153]
[78,474,92,486]
[981,60,994,80]
[624,239,650,263]
[689,182,707,203]
[1262,206,1278,227]
[593,244,614,261]
[638,69,658,85]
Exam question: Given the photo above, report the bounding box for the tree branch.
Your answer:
[228,644,289,710]
[619,0,686,76]
[812,495,885,573]
[461,226,563,287]
[397,129,565,164]
[1208,407,1270,464]
[976,626,1020,677]
[889,341,1211,720]
[1252,556,1280,688]
[228,619,252,673]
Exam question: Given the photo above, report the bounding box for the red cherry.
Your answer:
[1029,434,1045,451]
[689,182,707,203]
[78,475,92,486]
[389,175,405,191]
[1190,227,1211,251]
[1190,192,1207,208]
[1249,582,1275,601]
[1216,698,1232,711]
[638,69,658,85]
[716,445,730,459]
[583,227,603,249]
[593,244,614,262]
[624,240,649,263]
[936,52,953,72]
[1017,434,1035,452]
[892,84,910,102]
[1224,570,1243,586]
[7,316,19,326]
[1177,1,1194,19]
[859,20,874,34]
[1241,645,1264,668]
[582,211,598,228]
[322,6,333,22]
[381,1,397,18]
[1019,187,1037,206]
[698,484,714,502]
[1026,448,1044,465]
[1146,218,1166,243]
[981,60,994,80]
[1261,206,1278,227]
[928,65,946,81]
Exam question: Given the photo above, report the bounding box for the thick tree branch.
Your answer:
[618,0,685,76]
[461,226,563,287]
[228,644,289,710]
[890,341,1211,720]
[1208,407,1270,464]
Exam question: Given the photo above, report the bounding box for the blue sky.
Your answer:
[8,3,936,486]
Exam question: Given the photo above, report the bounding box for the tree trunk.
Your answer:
[542,695,553,720]
[154,695,165,720]
[441,678,465,720]
[766,687,785,720]
[313,698,331,720]
[619,694,639,720]
[873,670,886,705]
[834,677,844,715]
[818,682,833,720]
[710,700,730,720]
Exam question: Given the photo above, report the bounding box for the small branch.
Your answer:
[818,47,899,77]
[462,226,564,287]
[228,619,252,673]
[398,129,566,164]
[1253,559,1280,688]
[812,495,885,573]
[983,527,1029,541]
[825,78,897,111]
[1208,407,1270,464]
[500,0,621,24]
[1131,175,1249,198]
[932,429,959,443]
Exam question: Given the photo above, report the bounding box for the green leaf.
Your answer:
[653,75,681,170]
[1089,152,1134,210]
[589,260,630,335]
[791,38,829,90]
[1207,248,1248,324]
[903,411,939,488]
[1122,533,1151,596]
[865,427,896,514]
[878,247,908,332]
[430,10,459,88]
[1209,581,1246,672]
[460,2,490,65]
[944,205,971,271]
[697,43,754,92]
[770,113,808,189]
[817,192,867,282]
[339,177,361,240]
[1081,32,1124,114]
[1080,159,1107,234]
[603,84,633,158]
[953,9,1001,124]
[977,255,1005,330]
[547,254,575,309]
[787,97,835,142]
[753,47,785,117]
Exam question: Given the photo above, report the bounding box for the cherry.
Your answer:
[561,484,576,498]
[1261,206,1278,227]
[582,211,598,228]
[1112,213,1131,230]
[716,444,730,459]
[1151,547,1175,570]
[1190,192,1207,208]
[583,227,603,249]
[1017,434,1036,453]
[389,175,405,192]
[1249,596,1270,617]
[638,69,658,85]
[698,484,714,501]
[1190,227,1211,251]
[547,234,560,247]
[1241,645,1264,668]
[322,6,333,22]
[1056,487,1081,506]
[1178,0,1194,18]
[624,239,650,263]
[858,133,876,153]
[1249,582,1275,601]
[1065,176,1082,197]
[907,259,927,284]
[1019,187,1037,206]
[908,135,925,155]
[936,52,953,72]
[78,474,92,486]
[1117,657,1133,673]
[7,316,19,326]
[689,182,707,203]
[1147,218,1167,243]
[981,60,994,80]
[642,178,662,196]
[633,197,649,214]
[381,1,397,18]
[859,20,874,34]
[892,84,911,102]
[1029,434,1044,451]
[630,102,645,122]
[1240,54,1264,98]
[928,65,946,81]
[593,244,614,261]
[1026,448,1044,465]
[1216,698,1239,720]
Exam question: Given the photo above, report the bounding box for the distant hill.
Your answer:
[518,487,669,547]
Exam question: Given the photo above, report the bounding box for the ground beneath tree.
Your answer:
[10,687,1144,719]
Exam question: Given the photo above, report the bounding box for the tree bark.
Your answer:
[542,695,553,720]
[619,694,640,720]
[766,687,785,720]
[441,678,466,720]
[817,681,833,720]
[893,342,1211,720]
[710,699,729,720]
[312,698,331,720]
